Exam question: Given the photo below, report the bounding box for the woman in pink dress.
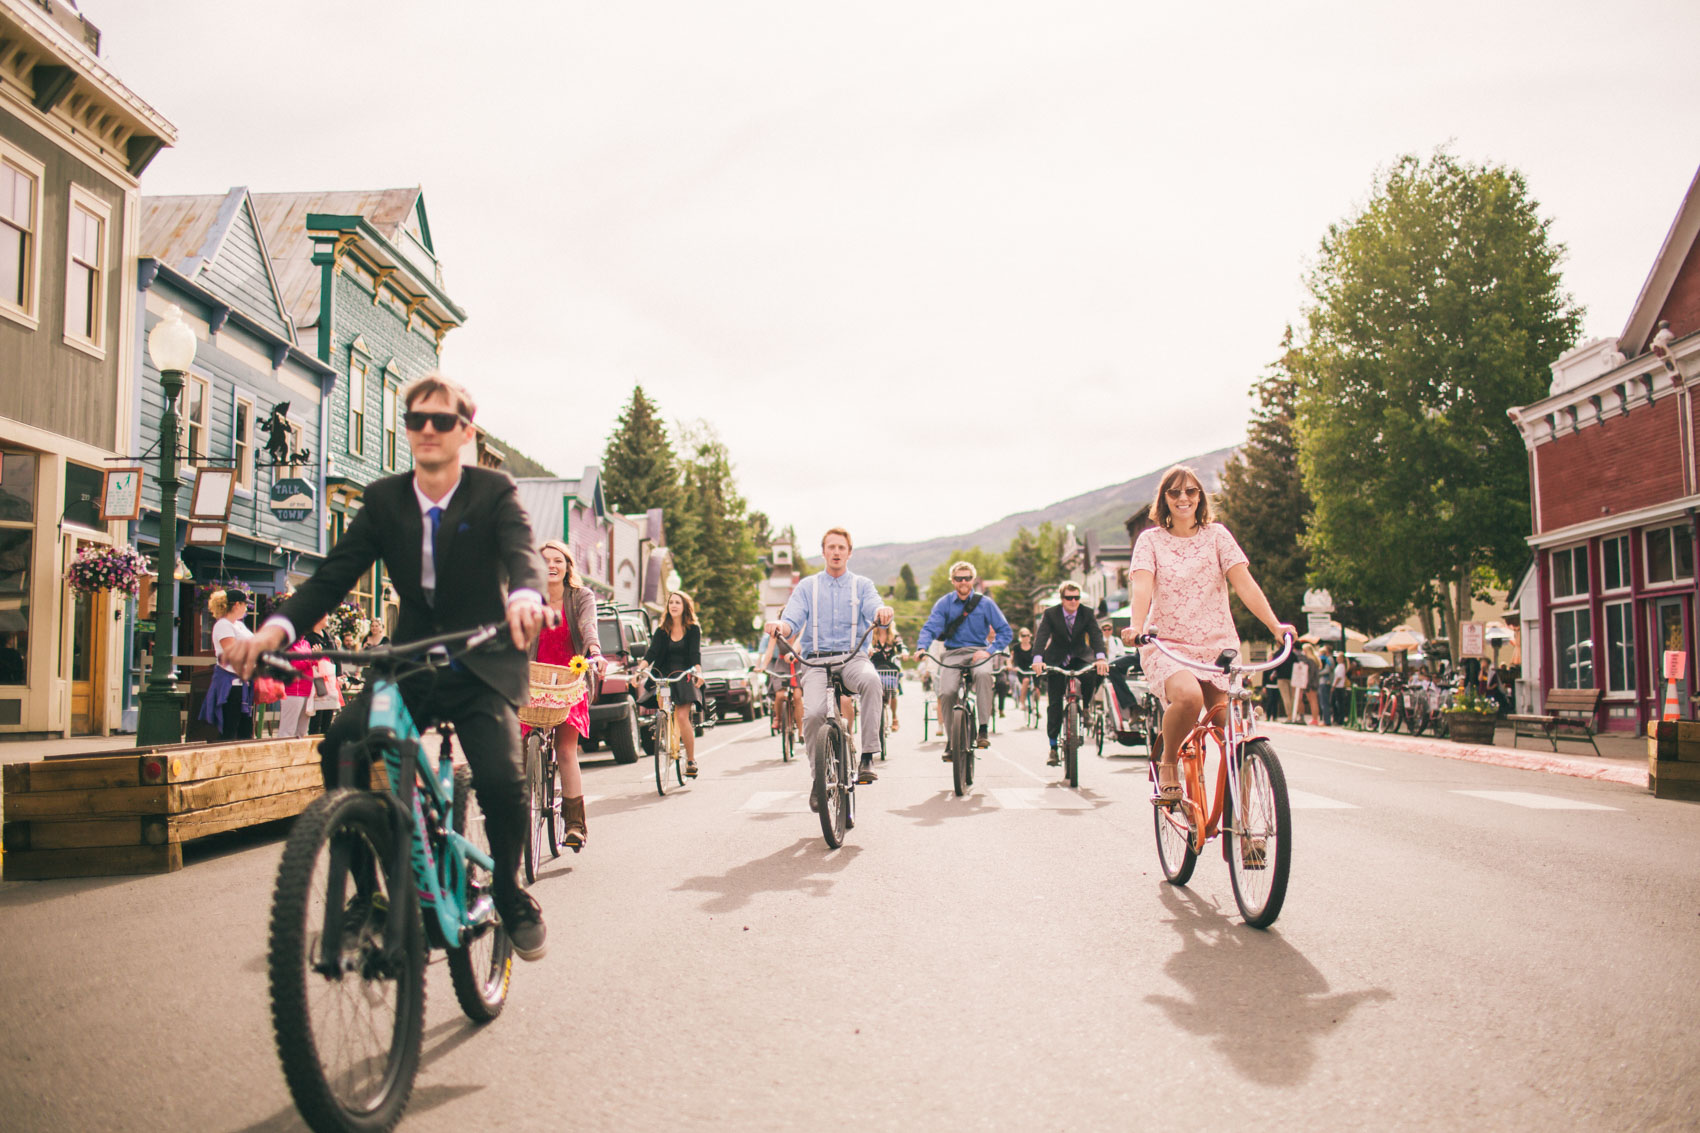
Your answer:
[1123,465,1293,801]
[530,540,602,850]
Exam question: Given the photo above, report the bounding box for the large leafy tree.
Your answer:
[673,423,760,640]
[1293,150,1582,649]
[600,386,680,517]
[925,547,1005,603]
[1001,522,1066,628]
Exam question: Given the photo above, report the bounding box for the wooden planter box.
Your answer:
[1445,713,1498,745]
[1648,721,1700,801]
[2,737,324,879]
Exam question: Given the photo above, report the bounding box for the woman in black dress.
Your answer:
[646,591,703,776]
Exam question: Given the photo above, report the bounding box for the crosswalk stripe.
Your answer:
[1451,790,1619,811]
[1286,789,1358,809]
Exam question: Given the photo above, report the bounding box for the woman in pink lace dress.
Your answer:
[1123,465,1293,800]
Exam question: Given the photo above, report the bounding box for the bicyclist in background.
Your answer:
[1010,626,1038,719]
[914,561,1013,752]
[869,621,907,733]
[756,627,803,741]
[1121,464,1293,801]
[765,527,895,789]
[1030,583,1109,765]
[223,374,553,960]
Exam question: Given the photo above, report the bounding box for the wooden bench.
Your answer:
[2,737,323,879]
[1508,688,1603,756]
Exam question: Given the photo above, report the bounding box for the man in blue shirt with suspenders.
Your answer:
[915,561,1014,752]
[765,527,896,792]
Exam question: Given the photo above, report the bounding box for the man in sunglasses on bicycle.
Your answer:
[1030,582,1110,765]
[914,561,1014,752]
[764,527,895,792]
[222,375,553,962]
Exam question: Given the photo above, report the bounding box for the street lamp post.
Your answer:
[135,306,198,747]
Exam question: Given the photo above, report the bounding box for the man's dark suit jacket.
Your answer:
[1031,603,1107,667]
[274,467,546,706]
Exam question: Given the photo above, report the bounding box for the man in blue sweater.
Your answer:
[915,561,1013,751]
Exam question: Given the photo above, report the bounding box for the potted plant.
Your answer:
[65,544,149,596]
[1443,684,1499,745]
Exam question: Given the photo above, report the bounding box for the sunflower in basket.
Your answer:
[567,655,590,676]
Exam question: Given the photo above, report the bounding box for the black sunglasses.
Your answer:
[403,410,467,433]
[1165,487,1201,500]
[952,575,974,583]
[1061,593,1081,601]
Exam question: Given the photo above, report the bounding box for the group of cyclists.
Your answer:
[223,370,1292,968]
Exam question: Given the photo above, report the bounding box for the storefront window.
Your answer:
[1601,536,1630,593]
[0,451,35,521]
[0,451,33,685]
[63,461,103,531]
[1645,525,1695,586]
[1551,545,1589,599]
[1553,607,1593,689]
[1603,600,1633,694]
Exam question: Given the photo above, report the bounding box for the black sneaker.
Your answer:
[501,890,548,962]
[857,755,878,784]
[976,727,990,749]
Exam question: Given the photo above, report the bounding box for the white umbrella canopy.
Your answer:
[1363,628,1425,652]
[1346,652,1392,669]
[1484,623,1516,644]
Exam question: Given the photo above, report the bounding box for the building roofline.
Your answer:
[143,257,335,383]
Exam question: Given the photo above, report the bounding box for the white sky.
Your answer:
[94,0,1700,548]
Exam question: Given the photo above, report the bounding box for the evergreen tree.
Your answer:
[601,386,680,515]
[1214,332,1313,641]
[898,563,919,601]
[673,423,759,640]
[1001,522,1065,627]
[1293,150,1582,648]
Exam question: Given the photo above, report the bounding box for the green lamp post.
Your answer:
[135,305,197,747]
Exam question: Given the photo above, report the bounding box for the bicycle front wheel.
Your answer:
[269,788,424,1133]
[446,765,514,1021]
[950,707,970,797]
[780,700,794,762]
[1151,773,1198,886]
[523,732,545,884]
[1226,739,1293,928]
[815,726,848,848]
[654,711,672,796]
[1063,700,1080,789]
[1093,702,1106,758]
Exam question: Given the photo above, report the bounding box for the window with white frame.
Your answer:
[233,397,254,489]
[1603,600,1634,694]
[0,145,43,322]
[183,375,210,475]
[63,186,110,351]
[1550,544,1589,599]
[1600,535,1630,593]
[383,384,398,470]
[1553,606,1594,690]
[1645,524,1695,586]
[348,353,367,456]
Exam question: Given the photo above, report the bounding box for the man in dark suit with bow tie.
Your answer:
[1030,582,1110,765]
[223,375,553,960]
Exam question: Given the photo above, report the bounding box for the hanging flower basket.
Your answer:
[325,601,371,643]
[65,544,149,596]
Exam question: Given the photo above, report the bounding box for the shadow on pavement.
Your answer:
[227,1016,489,1132]
[1144,885,1391,1086]
[673,837,862,913]
[891,791,1002,827]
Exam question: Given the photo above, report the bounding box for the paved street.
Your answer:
[1,689,1696,1132]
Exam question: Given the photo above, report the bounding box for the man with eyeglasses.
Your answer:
[1030,583,1110,765]
[222,375,554,961]
[914,561,1013,752]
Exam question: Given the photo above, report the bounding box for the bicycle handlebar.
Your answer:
[1033,663,1100,677]
[1135,631,1295,675]
[257,623,505,683]
[916,650,1008,674]
[772,620,881,669]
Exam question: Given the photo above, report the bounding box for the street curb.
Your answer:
[1261,722,1649,789]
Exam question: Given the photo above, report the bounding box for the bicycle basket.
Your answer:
[879,673,901,692]
[519,661,588,727]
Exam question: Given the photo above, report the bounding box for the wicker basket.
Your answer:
[518,661,588,728]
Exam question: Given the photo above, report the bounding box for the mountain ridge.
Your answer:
[842,445,1240,586]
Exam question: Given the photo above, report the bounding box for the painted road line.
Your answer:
[1452,790,1620,811]
[739,791,810,813]
[988,787,1101,810]
[1283,749,1385,772]
[1285,788,1358,809]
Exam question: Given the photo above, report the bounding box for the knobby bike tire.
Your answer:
[815,725,848,848]
[446,765,514,1021]
[950,706,970,797]
[1063,700,1081,789]
[269,788,424,1133]
[523,733,544,885]
[1226,739,1293,928]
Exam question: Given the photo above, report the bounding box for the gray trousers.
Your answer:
[799,652,884,761]
[936,647,995,729]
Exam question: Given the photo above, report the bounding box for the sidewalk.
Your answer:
[1262,720,1649,789]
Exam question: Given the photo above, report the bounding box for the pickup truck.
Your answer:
[581,601,653,764]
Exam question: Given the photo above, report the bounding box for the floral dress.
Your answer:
[1131,523,1249,705]
[531,618,593,737]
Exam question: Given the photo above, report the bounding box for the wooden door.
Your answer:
[69,586,108,734]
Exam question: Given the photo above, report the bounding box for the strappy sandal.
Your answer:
[1152,760,1183,804]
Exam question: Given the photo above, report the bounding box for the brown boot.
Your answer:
[562,795,587,853]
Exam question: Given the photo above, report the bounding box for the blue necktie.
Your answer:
[426,506,443,603]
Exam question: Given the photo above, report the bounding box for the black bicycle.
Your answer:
[919,650,1006,797]
[1039,663,1101,789]
[774,622,880,848]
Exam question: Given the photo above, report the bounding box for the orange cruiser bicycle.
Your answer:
[1137,631,1296,928]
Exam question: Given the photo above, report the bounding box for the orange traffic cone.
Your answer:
[1663,680,1680,722]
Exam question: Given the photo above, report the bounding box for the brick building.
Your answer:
[1509,164,1700,732]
